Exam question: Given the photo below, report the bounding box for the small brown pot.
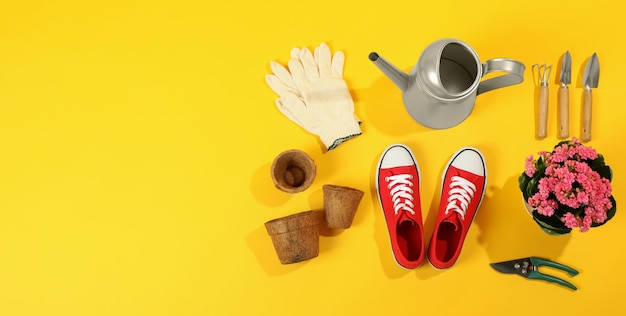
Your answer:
[323,184,364,229]
[270,149,316,193]
[264,210,320,264]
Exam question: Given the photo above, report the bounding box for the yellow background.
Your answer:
[1,0,625,315]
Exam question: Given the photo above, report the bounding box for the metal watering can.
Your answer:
[369,38,525,129]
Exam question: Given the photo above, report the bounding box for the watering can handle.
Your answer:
[477,58,525,95]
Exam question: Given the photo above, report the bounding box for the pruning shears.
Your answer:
[490,257,579,290]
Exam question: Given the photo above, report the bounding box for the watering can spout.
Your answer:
[369,52,409,91]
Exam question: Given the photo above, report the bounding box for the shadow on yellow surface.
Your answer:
[475,175,572,262]
[245,225,310,277]
[359,74,429,137]
[249,162,292,208]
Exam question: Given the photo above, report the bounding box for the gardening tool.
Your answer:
[581,53,600,142]
[533,63,552,139]
[369,38,525,129]
[558,51,572,138]
[490,257,579,290]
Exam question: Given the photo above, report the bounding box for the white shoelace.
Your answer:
[385,174,415,215]
[445,176,476,220]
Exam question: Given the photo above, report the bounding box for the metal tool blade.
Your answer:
[582,53,600,88]
[490,260,525,275]
[559,51,571,85]
[490,262,515,274]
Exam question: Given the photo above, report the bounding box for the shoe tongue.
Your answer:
[398,212,416,226]
[443,212,462,231]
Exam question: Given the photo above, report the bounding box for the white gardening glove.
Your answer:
[265,43,361,150]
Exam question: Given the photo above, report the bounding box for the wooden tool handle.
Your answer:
[581,90,592,142]
[537,85,549,139]
[558,87,569,138]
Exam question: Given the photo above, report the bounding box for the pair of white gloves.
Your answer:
[265,43,361,150]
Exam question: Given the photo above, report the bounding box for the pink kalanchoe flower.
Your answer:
[525,155,537,177]
[562,213,580,229]
[581,215,593,232]
[524,138,614,233]
[551,144,571,163]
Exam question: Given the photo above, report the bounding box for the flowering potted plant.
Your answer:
[518,138,616,235]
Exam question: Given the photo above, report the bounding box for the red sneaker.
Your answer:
[428,147,486,269]
[376,144,425,269]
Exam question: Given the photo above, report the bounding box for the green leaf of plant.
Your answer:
[526,177,539,199]
[532,209,568,230]
[591,153,606,169]
[519,173,531,199]
[533,217,572,235]
[557,204,583,217]
[594,165,612,182]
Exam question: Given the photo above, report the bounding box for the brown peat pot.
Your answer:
[264,210,320,264]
